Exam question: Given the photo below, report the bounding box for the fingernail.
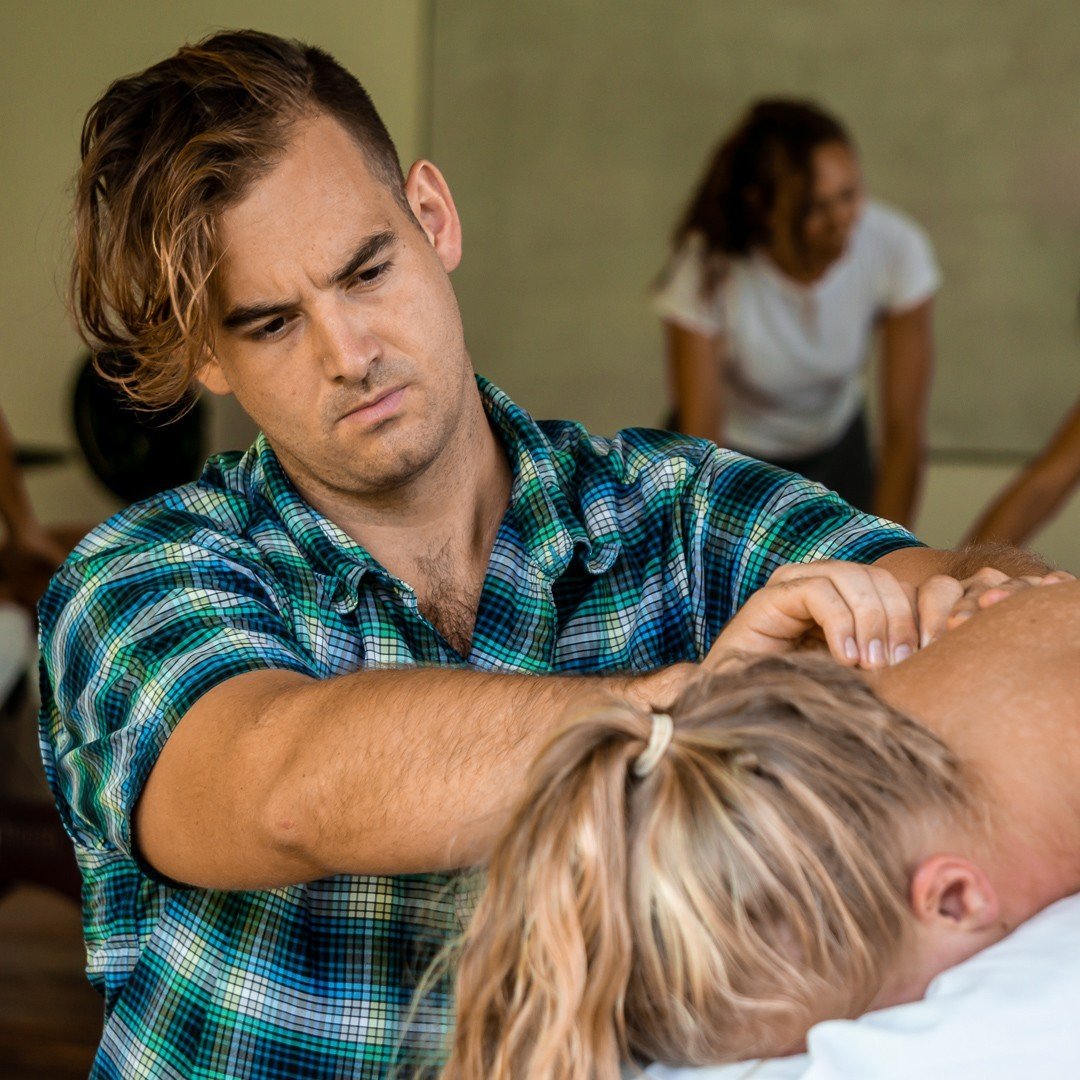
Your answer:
[868,639,886,667]
[844,637,859,662]
[893,643,912,664]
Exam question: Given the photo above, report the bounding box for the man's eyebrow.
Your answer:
[221,298,295,331]
[327,229,398,287]
[220,230,399,331]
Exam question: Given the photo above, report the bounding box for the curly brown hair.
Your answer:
[671,98,851,296]
[71,29,407,408]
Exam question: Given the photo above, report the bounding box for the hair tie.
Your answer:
[633,712,675,778]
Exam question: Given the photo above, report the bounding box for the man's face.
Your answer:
[202,112,472,503]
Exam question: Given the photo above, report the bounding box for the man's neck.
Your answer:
[349,426,512,589]
[282,396,513,653]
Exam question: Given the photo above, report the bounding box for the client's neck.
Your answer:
[872,582,1080,928]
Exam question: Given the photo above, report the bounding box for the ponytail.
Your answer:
[442,701,651,1080]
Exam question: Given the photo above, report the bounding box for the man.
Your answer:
[40,29,1057,1079]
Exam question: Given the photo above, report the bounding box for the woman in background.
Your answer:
[652,99,939,524]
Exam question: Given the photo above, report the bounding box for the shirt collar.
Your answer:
[477,377,620,579]
[241,434,381,588]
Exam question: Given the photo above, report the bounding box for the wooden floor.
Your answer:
[0,885,101,1079]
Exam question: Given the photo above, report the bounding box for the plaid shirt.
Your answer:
[39,378,917,1079]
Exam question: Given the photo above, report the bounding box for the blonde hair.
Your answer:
[442,654,971,1079]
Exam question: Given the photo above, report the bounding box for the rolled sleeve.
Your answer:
[39,541,318,860]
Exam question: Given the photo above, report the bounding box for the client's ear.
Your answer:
[909,855,1001,932]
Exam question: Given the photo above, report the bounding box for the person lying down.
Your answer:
[440,578,1080,1079]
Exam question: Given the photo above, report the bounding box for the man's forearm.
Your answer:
[274,667,660,877]
[877,541,1055,586]
[137,662,689,891]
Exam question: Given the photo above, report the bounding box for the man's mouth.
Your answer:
[338,386,407,427]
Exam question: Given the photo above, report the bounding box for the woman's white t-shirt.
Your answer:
[651,201,940,459]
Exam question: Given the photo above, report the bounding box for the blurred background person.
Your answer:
[965,394,1080,547]
[0,404,83,905]
[651,98,939,524]
[0,408,69,610]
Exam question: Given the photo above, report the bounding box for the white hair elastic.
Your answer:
[633,712,675,778]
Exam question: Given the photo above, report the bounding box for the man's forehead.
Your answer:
[214,115,402,302]
[220,114,395,240]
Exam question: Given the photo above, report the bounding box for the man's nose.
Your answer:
[314,309,381,382]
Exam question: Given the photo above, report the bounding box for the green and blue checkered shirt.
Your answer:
[39,378,917,1078]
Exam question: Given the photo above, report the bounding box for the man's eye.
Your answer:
[350,261,391,287]
[251,316,289,341]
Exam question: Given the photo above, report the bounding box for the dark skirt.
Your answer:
[762,411,875,515]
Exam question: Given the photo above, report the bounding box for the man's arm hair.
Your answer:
[136,663,687,890]
[876,542,1055,584]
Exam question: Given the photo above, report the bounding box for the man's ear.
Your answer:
[403,160,462,273]
[909,855,1001,932]
[195,352,233,397]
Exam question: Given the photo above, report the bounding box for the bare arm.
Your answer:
[965,397,1080,547]
[665,321,726,443]
[873,299,934,526]
[133,535,1059,893]
[136,663,687,890]
[136,545,942,893]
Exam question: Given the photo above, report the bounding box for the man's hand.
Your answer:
[706,560,919,671]
[915,567,1076,646]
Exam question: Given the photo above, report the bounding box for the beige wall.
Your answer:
[2,0,428,526]
[428,1,1080,566]
[4,3,1077,567]
[431,1,1080,455]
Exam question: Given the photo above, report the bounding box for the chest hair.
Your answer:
[413,542,485,657]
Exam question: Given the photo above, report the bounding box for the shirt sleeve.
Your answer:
[682,449,922,649]
[650,235,726,337]
[38,538,320,865]
[876,207,941,314]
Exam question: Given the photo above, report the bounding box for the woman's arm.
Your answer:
[965,397,1080,547]
[664,320,727,444]
[874,298,935,526]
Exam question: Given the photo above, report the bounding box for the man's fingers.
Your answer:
[867,569,919,665]
[1038,570,1076,585]
[917,574,964,648]
[811,565,918,669]
[792,579,861,666]
[767,561,921,668]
